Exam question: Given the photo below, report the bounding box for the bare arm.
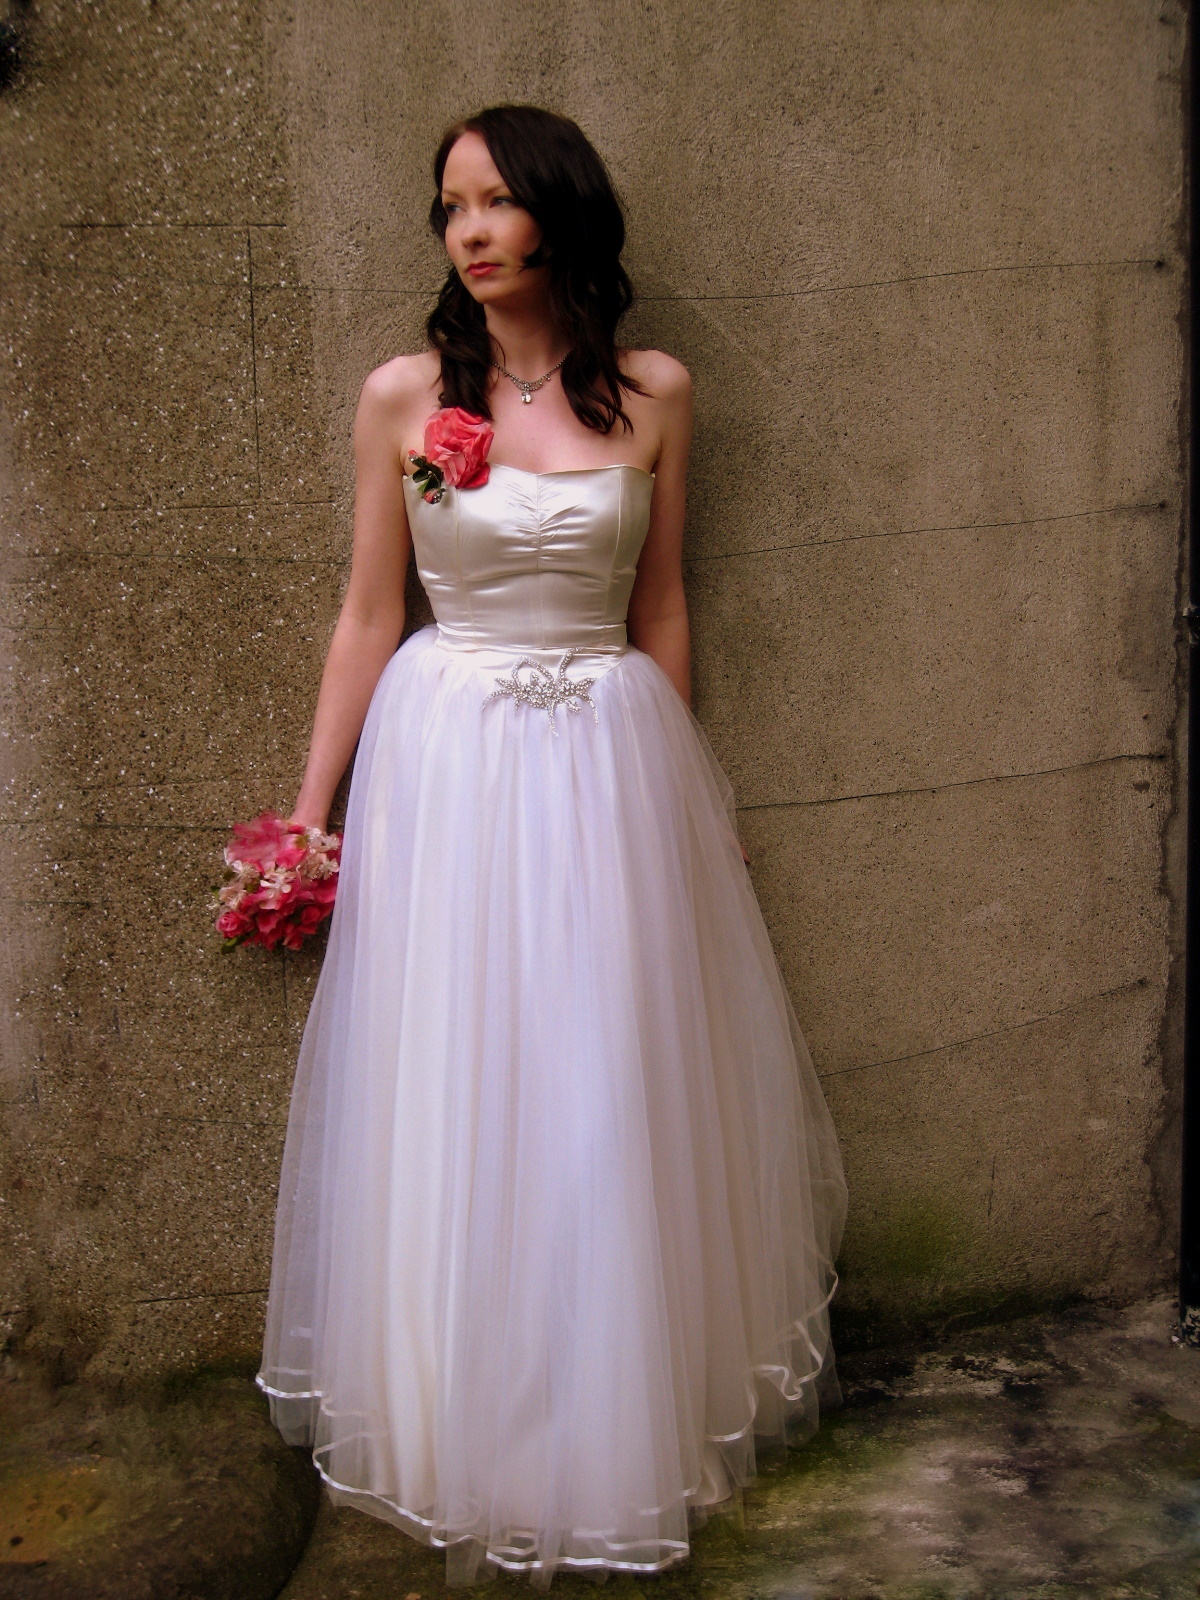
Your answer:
[626,355,694,706]
[290,365,415,832]
[626,355,750,865]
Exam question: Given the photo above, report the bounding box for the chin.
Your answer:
[462,280,521,309]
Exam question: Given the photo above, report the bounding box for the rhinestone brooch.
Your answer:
[483,648,599,735]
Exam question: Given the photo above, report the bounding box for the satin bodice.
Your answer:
[403,463,655,669]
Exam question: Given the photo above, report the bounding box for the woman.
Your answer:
[257,103,847,1588]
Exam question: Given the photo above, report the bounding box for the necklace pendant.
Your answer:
[492,355,566,404]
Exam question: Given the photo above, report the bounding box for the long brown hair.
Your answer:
[426,104,649,435]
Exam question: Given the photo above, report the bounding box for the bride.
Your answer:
[256,102,847,1588]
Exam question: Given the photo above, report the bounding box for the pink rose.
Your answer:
[216,908,251,940]
[423,407,494,490]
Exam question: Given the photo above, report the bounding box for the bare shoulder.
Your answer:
[619,347,692,401]
[358,350,440,414]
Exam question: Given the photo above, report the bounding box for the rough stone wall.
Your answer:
[0,0,1186,1385]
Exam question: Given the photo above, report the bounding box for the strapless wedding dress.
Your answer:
[257,462,848,1587]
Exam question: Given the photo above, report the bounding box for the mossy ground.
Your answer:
[280,1297,1200,1600]
[2,1298,1197,1599]
[0,1365,318,1600]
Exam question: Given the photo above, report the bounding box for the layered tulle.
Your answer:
[257,623,847,1586]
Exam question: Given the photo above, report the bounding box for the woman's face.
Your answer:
[440,131,548,309]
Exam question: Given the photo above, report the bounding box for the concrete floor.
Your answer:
[279,1297,1200,1600]
[2,1297,1198,1599]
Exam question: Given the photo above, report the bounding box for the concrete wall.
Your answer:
[0,0,1186,1386]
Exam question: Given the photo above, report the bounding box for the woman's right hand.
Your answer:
[289,806,329,835]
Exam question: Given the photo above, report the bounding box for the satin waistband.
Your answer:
[431,623,630,678]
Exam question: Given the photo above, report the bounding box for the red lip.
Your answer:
[467,262,500,277]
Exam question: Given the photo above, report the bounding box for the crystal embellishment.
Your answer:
[483,648,599,735]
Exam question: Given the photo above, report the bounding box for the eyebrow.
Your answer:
[440,182,511,200]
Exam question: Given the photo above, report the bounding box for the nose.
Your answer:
[459,207,490,248]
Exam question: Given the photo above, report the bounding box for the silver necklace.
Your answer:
[491,354,567,404]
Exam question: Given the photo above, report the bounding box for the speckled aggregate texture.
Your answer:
[0,1,1187,1386]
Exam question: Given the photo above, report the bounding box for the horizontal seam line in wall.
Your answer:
[0,757,1165,832]
[171,500,337,507]
[685,501,1167,563]
[20,278,254,289]
[136,1113,284,1127]
[141,256,1165,298]
[58,220,288,229]
[0,822,275,831]
[737,751,1167,813]
[5,553,348,563]
[13,503,1160,565]
[0,502,339,519]
[817,976,1151,1082]
[12,897,94,905]
[639,256,1165,301]
[129,1287,269,1305]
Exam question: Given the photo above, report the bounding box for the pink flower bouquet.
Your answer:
[214,811,342,952]
[407,406,494,503]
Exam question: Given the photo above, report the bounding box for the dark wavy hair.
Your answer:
[426,104,648,435]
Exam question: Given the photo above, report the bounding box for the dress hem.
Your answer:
[254,1288,840,1577]
[315,1458,694,1577]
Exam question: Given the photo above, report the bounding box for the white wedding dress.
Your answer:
[257,462,848,1587]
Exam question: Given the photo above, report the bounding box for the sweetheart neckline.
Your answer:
[489,462,655,482]
[404,462,655,488]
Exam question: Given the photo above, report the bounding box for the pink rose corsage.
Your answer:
[407,406,494,503]
[213,811,341,952]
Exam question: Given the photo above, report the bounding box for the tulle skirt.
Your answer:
[256,622,847,1587]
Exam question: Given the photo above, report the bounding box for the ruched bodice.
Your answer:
[403,463,654,666]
